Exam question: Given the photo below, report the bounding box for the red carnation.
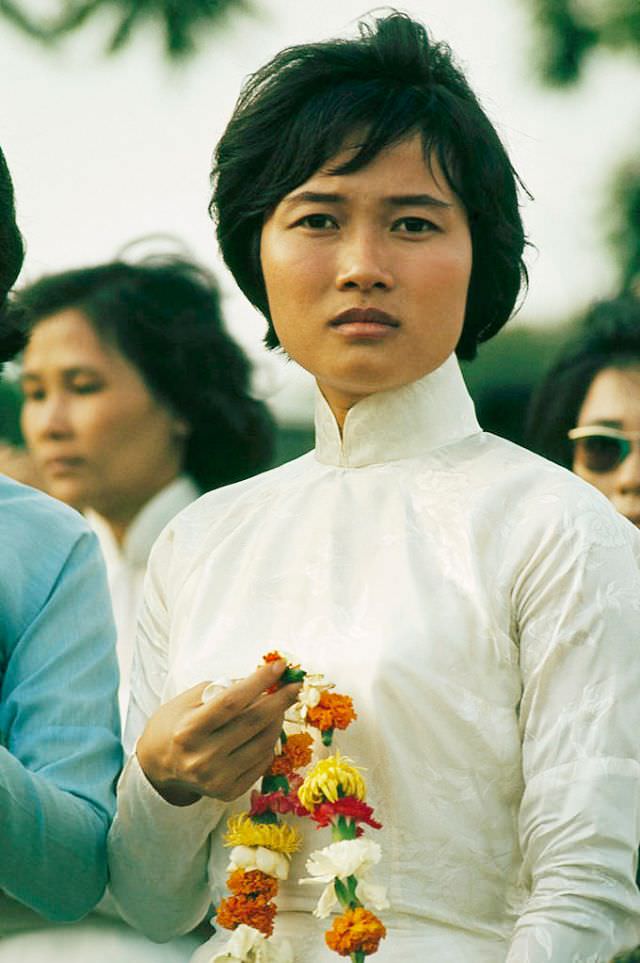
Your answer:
[310,796,383,831]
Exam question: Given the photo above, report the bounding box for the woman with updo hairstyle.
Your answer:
[108,13,640,963]
[15,257,275,720]
[526,291,640,529]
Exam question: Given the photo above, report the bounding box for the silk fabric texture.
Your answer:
[86,475,199,719]
[110,354,640,962]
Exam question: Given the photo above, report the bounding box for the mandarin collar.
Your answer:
[86,474,200,568]
[314,354,480,468]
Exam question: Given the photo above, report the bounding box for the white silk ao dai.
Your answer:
[110,354,640,963]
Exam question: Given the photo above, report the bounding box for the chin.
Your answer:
[47,482,86,509]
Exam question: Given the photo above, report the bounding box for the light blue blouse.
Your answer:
[0,474,122,924]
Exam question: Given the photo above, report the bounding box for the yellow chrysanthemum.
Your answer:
[224,814,301,855]
[297,753,366,812]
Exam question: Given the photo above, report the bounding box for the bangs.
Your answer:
[251,81,464,218]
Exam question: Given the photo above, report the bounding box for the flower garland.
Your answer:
[210,652,388,963]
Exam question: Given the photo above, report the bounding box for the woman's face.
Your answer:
[572,365,640,527]
[260,133,472,423]
[21,308,187,528]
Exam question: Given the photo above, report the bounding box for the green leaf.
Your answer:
[251,811,279,824]
[279,665,307,685]
[261,774,289,794]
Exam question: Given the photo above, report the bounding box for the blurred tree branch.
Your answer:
[0,0,250,58]
[609,159,640,290]
[528,0,640,291]
[531,0,639,86]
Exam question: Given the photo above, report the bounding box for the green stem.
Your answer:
[350,952,365,963]
[331,815,357,842]
[334,878,350,907]
[346,874,363,908]
[322,727,334,746]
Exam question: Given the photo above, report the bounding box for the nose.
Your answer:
[335,229,394,292]
[616,443,640,493]
[25,394,73,443]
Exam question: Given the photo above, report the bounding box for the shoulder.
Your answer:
[0,477,102,644]
[460,433,639,559]
[0,475,92,555]
[146,453,315,580]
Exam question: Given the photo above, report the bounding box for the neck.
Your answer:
[317,383,368,434]
[89,472,181,546]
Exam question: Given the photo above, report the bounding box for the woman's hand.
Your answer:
[136,659,300,806]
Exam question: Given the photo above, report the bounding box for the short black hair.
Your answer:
[526,291,640,467]
[10,258,275,490]
[0,146,25,364]
[211,10,528,360]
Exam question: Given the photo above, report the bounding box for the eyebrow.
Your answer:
[580,419,624,428]
[21,366,101,383]
[283,190,452,209]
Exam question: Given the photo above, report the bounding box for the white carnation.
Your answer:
[298,838,386,919]
[304,838,382,881]
[211,924,294,962]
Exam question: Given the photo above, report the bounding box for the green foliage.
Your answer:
[530,0,598,85]
[531,0,640,87]
[461,321,573,446]
[528,0,640,292]
[609,159,640,290]
[0,376,24,445]
[0,0,249,58]
[610,950,640,962]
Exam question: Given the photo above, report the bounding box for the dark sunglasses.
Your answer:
[568,426,640,473]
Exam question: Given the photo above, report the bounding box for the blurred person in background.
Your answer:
[3,259,274,960]
[0,374,41,485]
[526,291,640,529]
[0,150,122,938]
[13,258,276,720]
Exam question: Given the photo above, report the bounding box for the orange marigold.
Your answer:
[283,732,313,768]
[325,907,386,957]
[306,692,357,733]
[226,869,278,900]
[263,651,283,664]
[216,894,277,937]
[266,754,292,776]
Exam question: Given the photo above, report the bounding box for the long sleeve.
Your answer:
[506,498,640,961]
[108,526,226,942]
[0,520,122,922]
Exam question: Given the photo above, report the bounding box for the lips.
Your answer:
[42,456,84,476]
[330,308,400,328]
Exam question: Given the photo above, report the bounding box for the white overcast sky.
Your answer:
[1,0,638,421]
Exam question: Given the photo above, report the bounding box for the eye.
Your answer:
[295,213,338,230]
[393,216,439,234]
[22,386,45,402]
[71,381,102,395]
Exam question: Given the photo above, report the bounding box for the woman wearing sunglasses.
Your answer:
[527,291,640,528]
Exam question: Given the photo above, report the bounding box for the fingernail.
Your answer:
[270,658,286,675]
